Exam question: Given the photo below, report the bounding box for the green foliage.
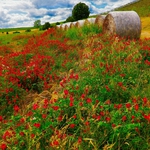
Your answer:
[72,2,90,21]
[66,16,75,22]
[25,29,31,32]
[56,22,60,25]
[39,22,51,30]
[34,20,41,28]
[65,23,102,40]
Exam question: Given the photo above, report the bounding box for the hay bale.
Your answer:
[64,22,70,30]
[103,11,141,39]
[64,25,69,30]
[84,19,90,25]
[70,22,75,28]
[59,24,63,30]
[87,18,96,24]
[56,25,61,29]
[75,19,90,28]
[61,23,67,30]
[75,20,85,28]
[95,15,106,26]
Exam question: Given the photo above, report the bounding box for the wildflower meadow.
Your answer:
[0,23,150,150]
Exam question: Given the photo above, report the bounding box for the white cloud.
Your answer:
[0,0,137,28]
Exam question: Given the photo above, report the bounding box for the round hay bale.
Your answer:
[95,15,106,26]
[84,19,90,25]
[64,22,70,30]
[87,18,96,24]
[75,20,85,28]
[56,25,61,29]
[61,23,67,30]
[64,24,69,30]
[103,11,141,39]
[59,24,63,30]
[70,22,75,28]
[75,19,90,28]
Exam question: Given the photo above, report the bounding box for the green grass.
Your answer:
[0,27,36,33]
[115,0,150,17]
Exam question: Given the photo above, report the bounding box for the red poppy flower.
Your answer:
[20,132,25,136]
[86,98,92,103]
[42,114,47,119]
[33,103,39,110]
[52,106,59,111]
[85,121,89,126]
[142,97,148,104]
[14,105,19,112]
[0,143,7,150]
[64,89,69,95]
[143,114,150,122]
[70,124,75,128]
[105,117,111,122]
[122,115,127,122]
[58,115,63,121]
[34,123,41,128]
[125,103,131,109]
[78,137,82,144]
[3,131,12,141]
[73,115,77,119]
[52,140,59,146]
[31,133,35,138]
[118,82,123,87]
[0,116,3,122]
[134,104,139,111]
[69,102,74,107]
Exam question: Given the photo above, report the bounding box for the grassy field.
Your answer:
[0,0,150,149]
[115,0,150,17]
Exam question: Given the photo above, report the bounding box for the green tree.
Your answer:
[34,20,41,28]
[42,22,51,30]
[66,16,75,22]
[72,2,90,21]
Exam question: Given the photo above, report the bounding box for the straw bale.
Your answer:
[59,24,63,30]
[61,24,66,30]
[64,24,69,30]
[95,15,106,26]
[75,19,90,28]
[87,18,96,24]
[75,20,85,28]
[70,22,75,28]
[84,19,90,25]
[103,11,141,39]
[56,25,61,29]
[64,22,70,30]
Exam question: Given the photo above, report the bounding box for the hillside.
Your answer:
[115,0,150,17]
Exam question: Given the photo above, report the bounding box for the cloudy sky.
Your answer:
[0,0,137,28]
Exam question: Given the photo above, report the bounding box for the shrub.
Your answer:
[25,29,31,32]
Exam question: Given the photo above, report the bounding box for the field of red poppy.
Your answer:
[0,23,150,150]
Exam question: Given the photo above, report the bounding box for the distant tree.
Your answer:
[66,16,75,22]
[72,2,90,21]
[34,20,41,28]
[42,22,51,30]
[56,22,60,25]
